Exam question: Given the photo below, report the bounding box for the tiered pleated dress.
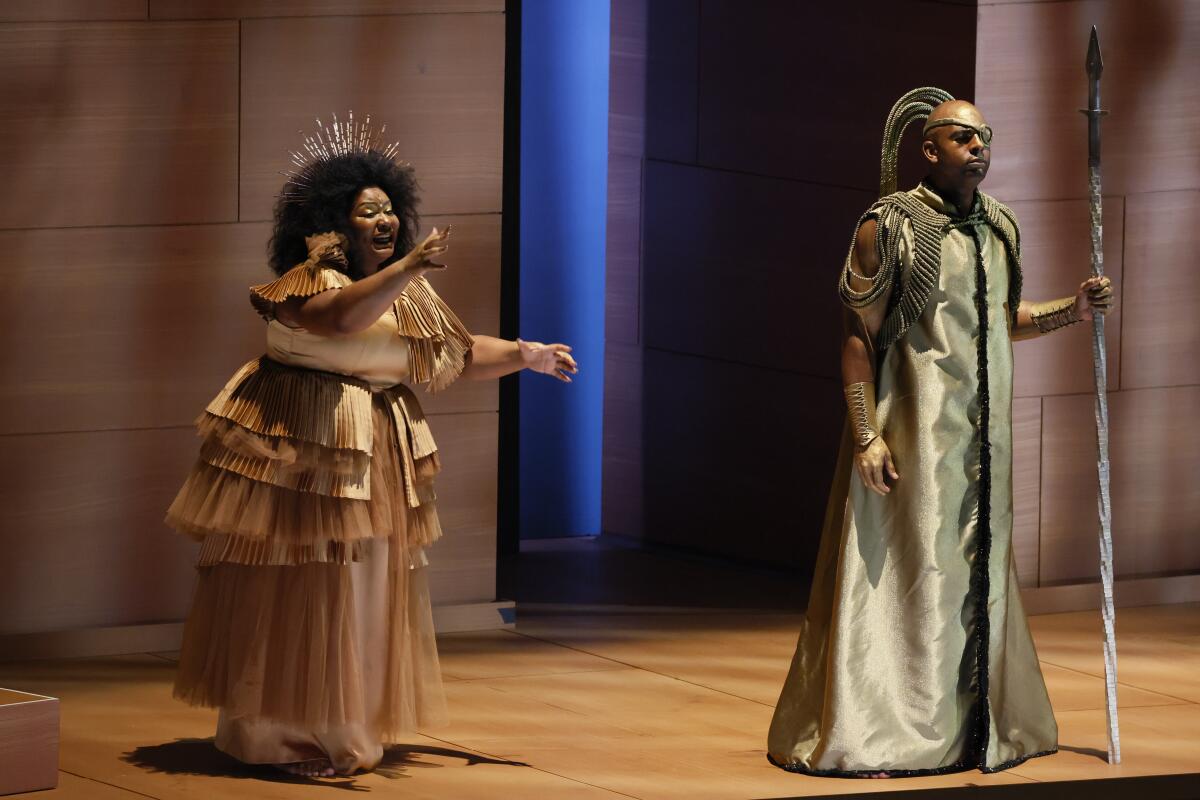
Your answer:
[166,250,473,773]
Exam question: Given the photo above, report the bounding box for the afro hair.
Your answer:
[269,150,420,279]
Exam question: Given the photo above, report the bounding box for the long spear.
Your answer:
[1081,24,1120,765]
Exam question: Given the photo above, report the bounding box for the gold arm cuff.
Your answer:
[1030,296,1081,334]
[844,382,880,449]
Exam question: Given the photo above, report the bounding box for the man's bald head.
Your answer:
[920,99,993,198]
[923,100,992,145]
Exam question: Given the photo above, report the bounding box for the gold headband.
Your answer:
[922,117,993,146]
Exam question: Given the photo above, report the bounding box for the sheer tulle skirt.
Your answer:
[169,382,448,771]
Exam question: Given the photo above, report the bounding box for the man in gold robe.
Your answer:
[768,96,1114,777]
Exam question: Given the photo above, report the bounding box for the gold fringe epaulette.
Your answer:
[393,277,475,393]
[249,260,352,321]
[841,189,1023,352]
[204,356,374,454]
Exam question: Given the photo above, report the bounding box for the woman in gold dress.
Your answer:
[768,92,1113,777]
[166,117,577,777]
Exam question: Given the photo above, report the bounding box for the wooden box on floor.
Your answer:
[0,688,57,796]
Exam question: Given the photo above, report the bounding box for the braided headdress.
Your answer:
[878,87,954,198]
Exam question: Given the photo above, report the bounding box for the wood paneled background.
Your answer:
[604,0,1200,591]
[978,0,1200,587]
[0,1,505,637]
[603,0,977,571]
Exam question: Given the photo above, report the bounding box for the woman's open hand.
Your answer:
[402,226,452,273]
[518,340,578,382]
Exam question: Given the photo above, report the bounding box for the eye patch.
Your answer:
[922,117,993,146]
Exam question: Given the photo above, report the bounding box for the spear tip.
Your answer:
[1087,25,1104,78]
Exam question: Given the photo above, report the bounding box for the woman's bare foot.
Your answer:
[275,759,336,778]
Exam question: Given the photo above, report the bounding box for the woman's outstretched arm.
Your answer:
[461,336,578,382]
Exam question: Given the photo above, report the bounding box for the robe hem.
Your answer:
[767,747,1057,779]
[981,747,1058,773]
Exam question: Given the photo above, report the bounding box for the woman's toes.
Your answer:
[275,759,334,778]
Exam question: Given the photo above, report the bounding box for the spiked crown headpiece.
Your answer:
[278,112,406,203]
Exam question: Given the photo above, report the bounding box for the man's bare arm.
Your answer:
[841,218,899,496]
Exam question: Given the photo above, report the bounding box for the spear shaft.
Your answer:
[1082,24,1120,765]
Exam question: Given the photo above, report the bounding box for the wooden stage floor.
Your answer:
[3,601,1199,798]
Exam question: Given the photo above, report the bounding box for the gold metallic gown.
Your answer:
[166,255,473,773]
[768,184,1058,776]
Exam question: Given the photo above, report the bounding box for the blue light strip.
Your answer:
[518,0,609,538]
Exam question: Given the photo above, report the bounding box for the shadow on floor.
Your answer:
[122,738,529,788]
[374,744,531,779]
[1058,743,1110,762]
[122,739,362,789]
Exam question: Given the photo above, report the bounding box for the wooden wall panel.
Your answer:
[1120,190,1200,389]
[977,0,1200,202]
[1040,386,1200,585]
[642,349,843,567]
[603,0,648,544]
[642,160,871,381]
[151,0,502,19]
[0,427,200,636]
[417,213,501,416]
[643,0,697,164]
[239,13,504,222]
[1009,196,1123,398]
[0,215,497,436]
[425,412,498,605]
[698,0,976,192]
[1011,398,1042,589]
[0,1,145,21]
[608,0,646,159]
[601,343,643,539]
[0,223,268,436]
[981,0,1200,590]
[604,0,980,564]
[0,21,237,229]
[605,155,641,346]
